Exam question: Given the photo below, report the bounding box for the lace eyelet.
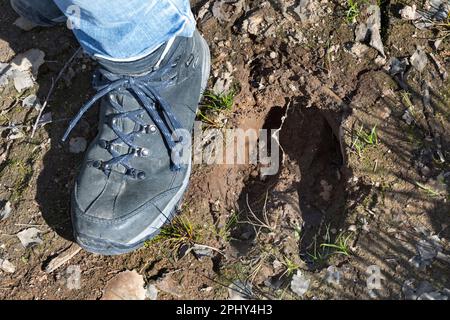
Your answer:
[98,139,109,149]
[131,147,150,158]
[110,117,118,126]
[126,168,146,180]
[92,160,102,169]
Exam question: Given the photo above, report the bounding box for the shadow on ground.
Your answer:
[0,1,97,241]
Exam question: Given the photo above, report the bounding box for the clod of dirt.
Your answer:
[101,270,146,300]
[0,258,16,273]
[0,200,12,221]
[290,271,310,297]
[145,284,158,300]
[22,94,42,110]
[13,17,38,31]
[410,48,428,72]
[228,280,253,300]
[348,42,370,58]
[16,228,43,248]
[69,137,87,154]
[355,5,385,57]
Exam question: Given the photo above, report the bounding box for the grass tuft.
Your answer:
[351,125,378,157]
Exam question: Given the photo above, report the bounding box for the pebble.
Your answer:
[0,258,16,273]
[13,70,34,92]
[0,200,12,221]
[22,94,42,110]
[16,228,43,248]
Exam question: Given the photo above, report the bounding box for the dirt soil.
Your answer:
[0,0,449,300]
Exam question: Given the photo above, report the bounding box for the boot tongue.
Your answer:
[96,44,166,76]
[96,37,186,76]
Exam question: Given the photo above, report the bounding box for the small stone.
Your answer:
[374,55,387,66]
[325,266,341,285]
[399,5,421,20]
[11,49,45,76]
[355,5,385,57]
[37,112,52,125]
[348,225,357,232]
[12,70,34,92]
[102,270,146,300]
[0,258,16,273]
[290,271,310,297]
[269,51,278,59]
[69,137,87,153]
[0,63,12,86]
[410,48,428,72]
[0,200,12,221]
[16,228,43,248]
[22,94,42,110]
[13,17,39,31]
[273,259,283,269]
[433,39,442,50]
[192,244,214,258]
[417,237,441,260]
[7,128,25,141]
[145,284,158,300]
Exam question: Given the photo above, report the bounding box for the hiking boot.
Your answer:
[10,0,66,26]
[64,31,210,255]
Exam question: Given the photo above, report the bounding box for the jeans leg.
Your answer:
[10,0,66,26]
[52,0,196,61]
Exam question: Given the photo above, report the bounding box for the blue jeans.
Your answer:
[10,0,196,61]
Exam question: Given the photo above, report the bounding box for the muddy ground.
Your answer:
[0,0,449,300]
